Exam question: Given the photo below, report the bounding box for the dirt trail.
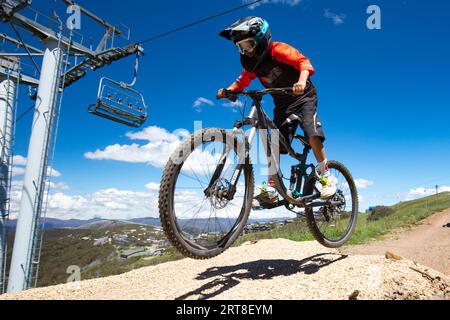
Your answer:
[342,209,450,275]
[1,239,449,300]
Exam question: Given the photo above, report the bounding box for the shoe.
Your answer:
[252,181,279,210]
[319,173,337,200]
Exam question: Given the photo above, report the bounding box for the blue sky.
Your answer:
[5,0,450,219]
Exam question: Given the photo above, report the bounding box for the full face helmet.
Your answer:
[219,16,272,56]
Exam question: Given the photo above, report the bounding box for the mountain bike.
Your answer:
[159,88,358,259]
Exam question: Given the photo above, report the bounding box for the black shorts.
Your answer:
[272,83,325,153]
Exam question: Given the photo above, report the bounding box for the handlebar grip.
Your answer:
[217,89,238,102]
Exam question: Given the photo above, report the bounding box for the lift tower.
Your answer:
[0,0,145,293]
[0,55,19,294]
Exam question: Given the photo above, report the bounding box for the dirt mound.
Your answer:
[1,239,448,300]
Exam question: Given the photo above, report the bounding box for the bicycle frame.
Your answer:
[205,91,342,209]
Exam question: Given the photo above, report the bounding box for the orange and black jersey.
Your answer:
[228,42,323,144]
[228,41,315,93]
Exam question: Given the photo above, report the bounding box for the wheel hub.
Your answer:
[209,179,231,209]
[333,190,346,213]
[321,190,346,222]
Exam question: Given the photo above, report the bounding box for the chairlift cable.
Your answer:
[137,0,264,45]
[12,0,264,123]
[9,23,41,76]
[15,104,35,123]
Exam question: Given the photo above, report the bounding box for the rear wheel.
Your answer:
[304,160,359,248]
[159,128,254,259]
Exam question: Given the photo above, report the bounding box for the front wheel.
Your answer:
[159,128,254,259]
[304,160,359,248]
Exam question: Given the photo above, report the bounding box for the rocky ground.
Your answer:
[2,238,448,300]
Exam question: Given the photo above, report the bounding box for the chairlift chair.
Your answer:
[88,47,148,128]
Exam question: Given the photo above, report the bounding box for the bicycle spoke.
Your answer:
[223,206,234,230]
[310,164,357,243]
[169,130,249,253]
[178,197,207,230]
[180,172,208,188]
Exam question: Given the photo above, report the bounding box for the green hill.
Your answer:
[348,191,450,245]
[5,224,180,288]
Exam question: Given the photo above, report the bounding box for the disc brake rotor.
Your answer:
[209,179,231,209]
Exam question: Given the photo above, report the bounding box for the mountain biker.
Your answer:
[217,17,337,207]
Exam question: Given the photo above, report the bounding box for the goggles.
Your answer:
[235,38,257,54]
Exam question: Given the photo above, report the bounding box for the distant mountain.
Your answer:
[5,216,291,232]
[5,217,103,231]
[128,217,290,229]
[75,219,146,230]
[129,217,162,227]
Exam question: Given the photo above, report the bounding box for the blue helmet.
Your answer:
[219,17,272,55]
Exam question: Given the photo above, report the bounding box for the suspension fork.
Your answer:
[204,107,258,200]
[224,125,257,200]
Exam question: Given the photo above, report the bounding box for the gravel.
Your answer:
[1,239,449,300]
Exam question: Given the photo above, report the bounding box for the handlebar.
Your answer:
[217,88,295,101]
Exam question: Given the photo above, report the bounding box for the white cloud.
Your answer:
[392,185,450,202]
[13,166,61,178]
[145,182,160,192]
[355,179,374,189]
[8,178,299,221]
[222,100,245,113]
[48,193,88,211]
[46,181,69,190]
[10,155,61,178]
[47,166,62,178]
[126,126,189,142]
[85,126,190,169]
[85,143,171,167]
[8,184,159,220]
[11,180,23,191]
[324,9,346,25]
[13,155,27,166]
[193,97,215,113]
[12,155,27,177]
[223,101,245,108]
[10,163,69,218]
[87,188,157,220]
[408,188,431,196]
[243,0,301,9]
[85,125,226,176]
[181,147,223,176]
[12,166,25,177]
[408,186,450,196]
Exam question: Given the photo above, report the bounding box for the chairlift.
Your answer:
[88,48,148,128]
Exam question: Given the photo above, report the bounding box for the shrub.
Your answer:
[367,206,395,221]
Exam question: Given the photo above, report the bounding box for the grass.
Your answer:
[81,248,185,280]
[346,192,450,245]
